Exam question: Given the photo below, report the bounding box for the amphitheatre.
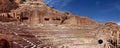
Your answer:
[0,0,120,48]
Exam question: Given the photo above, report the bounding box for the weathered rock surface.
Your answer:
[0,0,120,48]
[0,0,96,25]
[0,0,19,13]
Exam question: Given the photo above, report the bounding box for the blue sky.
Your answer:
[44,0,120,25]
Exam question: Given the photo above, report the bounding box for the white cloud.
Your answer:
[117,22,120,25]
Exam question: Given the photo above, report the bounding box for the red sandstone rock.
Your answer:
[0,0,119,48]
[0,0,18,13]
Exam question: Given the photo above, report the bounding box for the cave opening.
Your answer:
[22,0,26,2]
[9,0,14,2]
[98,39,103,44]
[0,39,10,48]
[21,17,28,20]
[44,18,49,21]
[56,18,61,21]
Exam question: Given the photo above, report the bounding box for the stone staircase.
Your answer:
[21,26,99,48]
[1,23,118,48]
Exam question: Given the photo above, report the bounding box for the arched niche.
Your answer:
[0,39,10,48]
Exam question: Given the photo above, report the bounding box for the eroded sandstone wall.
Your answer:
[0,0,22,13]
[0,0,97,25]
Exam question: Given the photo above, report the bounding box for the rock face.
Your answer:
[0,0,96,25]
[0,0,20,13]
[0,0,120,48]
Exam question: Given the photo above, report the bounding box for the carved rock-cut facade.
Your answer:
[0,0,96,25]
[0,0,120,48]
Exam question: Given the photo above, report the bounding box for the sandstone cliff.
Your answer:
[0,0,19,13]
[0,0,97,25]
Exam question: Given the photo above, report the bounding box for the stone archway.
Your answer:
[0,39,10,48]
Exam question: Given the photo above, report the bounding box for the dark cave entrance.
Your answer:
[9,0,14,2]
[98,39,103,44]
[22,0,26,2]
[56,18,61,21]
[0,39,10,48]
[21,17,29,20]
[44,18,49,21]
